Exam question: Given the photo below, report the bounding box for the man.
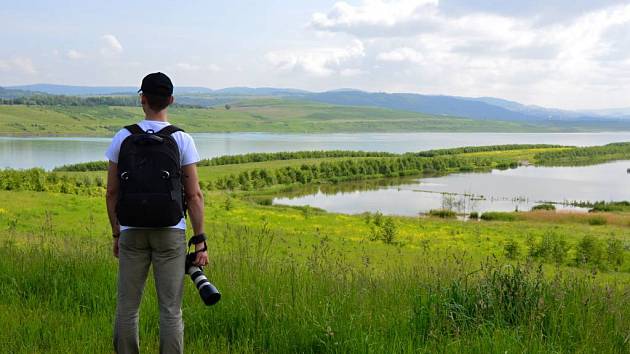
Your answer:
[105,72,208,354]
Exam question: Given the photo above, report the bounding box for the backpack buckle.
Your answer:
[120,171,130,180]
[161,170,170,179]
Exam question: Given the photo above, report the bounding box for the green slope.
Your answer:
[0,98,559,136]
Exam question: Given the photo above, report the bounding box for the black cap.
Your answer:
[138,72,173,97]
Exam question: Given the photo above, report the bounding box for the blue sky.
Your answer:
[2,0,630,109]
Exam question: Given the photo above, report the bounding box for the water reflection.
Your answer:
[273,160,630,216]
[3,131,630,169]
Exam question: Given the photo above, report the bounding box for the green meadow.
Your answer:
[0,100,569,136]
[1,144,630,352]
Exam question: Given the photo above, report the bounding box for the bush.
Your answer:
[428,209,457,219]
[504,239,521,260]
[588,216,607,225]
[531,204,556,211]
[607,238,625,269]
[527,231,569,264]
[53,160,108,172]
[590,201,630,212]
[469,211,479,220]
[381,218,397,244]
[256,198,273,206]
[575,235,604,267]
[373,211,384,226]
[480,212,517,221]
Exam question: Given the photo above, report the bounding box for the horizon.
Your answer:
[5,82,629,112]
[3,1,630,110]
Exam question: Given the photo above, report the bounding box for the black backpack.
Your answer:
[116,124,186,227]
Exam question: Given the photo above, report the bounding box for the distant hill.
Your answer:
[212,87,308,95]
[7,84,213,95]
[4,83,628,124]
[301,91,535,122]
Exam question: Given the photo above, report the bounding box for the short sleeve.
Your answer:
[179,133,200,166]
[105,130,129,163]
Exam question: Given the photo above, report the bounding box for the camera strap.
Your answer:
[188,233,206,247]
[187,233,207,255]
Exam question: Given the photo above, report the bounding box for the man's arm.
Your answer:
[106,161,121,257]
[182,163,208,266]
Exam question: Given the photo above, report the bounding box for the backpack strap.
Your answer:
[157,125,184,136]
[124,124,145,135]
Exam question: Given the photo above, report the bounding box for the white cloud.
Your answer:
[176,62,200,71]
[100,34,123,56]
[340,68,364,77]
[66,49,85,60]
[378,47,424,63]
[308,1,630,108]
[311,0,439,36]
[176,62,221,72]
[266,40,365,77]
[0,57,37,75]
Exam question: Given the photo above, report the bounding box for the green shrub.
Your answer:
[575,235,604,267]
[224,196,234,211]
[480,212,517,221]
[527,231,569,264]
[588,216,607,225]
[590,201,630,212]
[469,211,479,220]
[381,217,397,244]
[607,238,625,269]
[531,203,556,211]
[257,198,273,206]
[504,239,521,260]
[428,209,457,219]
[52,160,108,172]
[373,211,384,226]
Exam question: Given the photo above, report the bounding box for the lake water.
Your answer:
[273,160,630,215]
[2,132,630,169]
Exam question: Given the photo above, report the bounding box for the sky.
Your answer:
[2,0,630,110]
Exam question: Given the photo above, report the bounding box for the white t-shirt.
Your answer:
[105,119,200,231]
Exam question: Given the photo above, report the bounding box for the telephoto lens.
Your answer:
[186,253,221,306]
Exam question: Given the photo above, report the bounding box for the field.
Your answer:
[0,100,574,136]
[1,144,630,353]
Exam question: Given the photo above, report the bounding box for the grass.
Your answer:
[2,144,630,352]
[0,100,592,136]
[1,189,629,352]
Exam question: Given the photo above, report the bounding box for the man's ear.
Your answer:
[169,96,175,105]
[140,94,147,105]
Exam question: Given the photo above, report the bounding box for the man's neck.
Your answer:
[144,111,168,122]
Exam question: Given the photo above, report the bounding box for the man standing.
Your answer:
[105,72,208,354]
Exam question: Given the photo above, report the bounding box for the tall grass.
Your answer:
[1,221,628,353]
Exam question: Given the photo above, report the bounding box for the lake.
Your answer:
[273,160,630,216]
[2,131,630,169]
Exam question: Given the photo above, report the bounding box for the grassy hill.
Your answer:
[0,99,570,136]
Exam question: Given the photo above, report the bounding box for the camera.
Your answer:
[185,252,221,306]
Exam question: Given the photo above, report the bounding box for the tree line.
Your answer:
[54,144,553,172]
[534,142,630,166]
[415,144,563,157]
[205,155,501,191]
[7,154,510,195]
[0,94,202,108]
[198,150,399,166]
[0,169,104,196]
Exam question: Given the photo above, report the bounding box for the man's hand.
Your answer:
[113,237,120,258]
[193,242,208,267]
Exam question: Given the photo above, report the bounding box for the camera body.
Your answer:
[185,253,221,306]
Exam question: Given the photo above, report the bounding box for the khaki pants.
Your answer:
[114,228,187,354]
